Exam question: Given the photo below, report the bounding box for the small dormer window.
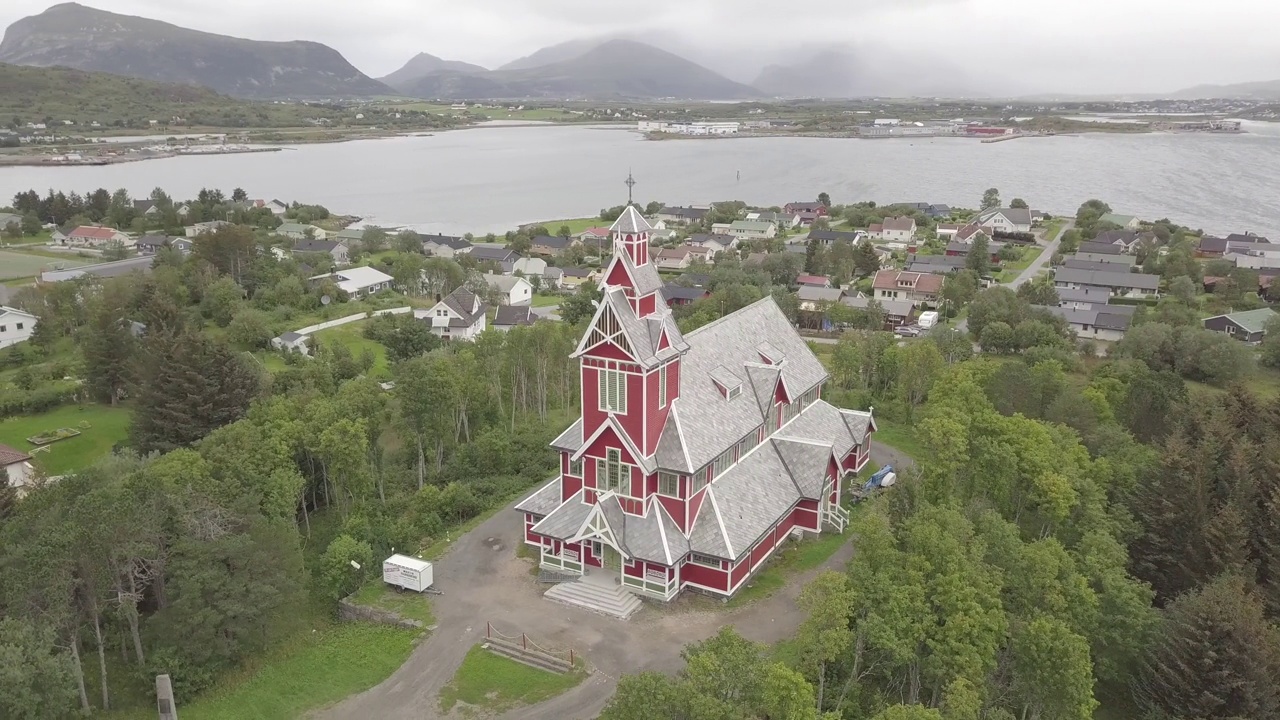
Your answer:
[710,365,743,399]
[727,386,741,400]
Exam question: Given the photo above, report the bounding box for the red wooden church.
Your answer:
[516,205,876,601]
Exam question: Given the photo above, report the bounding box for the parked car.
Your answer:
[894,325,922,337]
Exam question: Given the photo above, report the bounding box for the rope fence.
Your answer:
[485,621,578,668]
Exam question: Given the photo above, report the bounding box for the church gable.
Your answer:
[578,300,636,359]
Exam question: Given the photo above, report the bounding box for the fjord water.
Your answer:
[3,123,1280,237]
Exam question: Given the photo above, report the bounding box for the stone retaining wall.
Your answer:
[338,598,425,631]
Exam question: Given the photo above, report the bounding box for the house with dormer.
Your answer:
[515,204,876,611]
[872,269,943,305]
[419,287,487,342]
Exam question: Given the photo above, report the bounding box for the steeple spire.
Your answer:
[624,170,637,206]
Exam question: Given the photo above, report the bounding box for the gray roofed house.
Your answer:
[807,229,867,246]
[468,244,519,264]
[1202,307,1280,342]
[493,304,536,331]
[1076,241,1124,256]
[271,330,311,355]
[798,285,844,311]
[842,295,917,326]
[1039,304,1133,342]
[1054,267,1160,297]
[419,286,488,341]
[515,191,878,603]
[1057,286,1113,308]
[1063,257,1133,273]
[292,238,350,265]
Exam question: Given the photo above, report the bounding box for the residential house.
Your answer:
[185,220,231,238]
[872,270,943,305]
[252,199,289,215]
[276,223,327,241]
[655,205,709,225]
[662,284,709,307]
[62,226,132,248]
[0,306,38,349]
[1057,287,1113,309]
[906,254,968,275]
[936,223,964,240]
[132,199,160,216]
[1074,245,1137,266]
[310,266,394,298]
[945,241,1004,262]
[798,285,844,311]
[1063,257,1133,273]
[1092,230,1143,254]
[842,295,917,328]
[0,444,35,495]
[954,222,991,245]
[420,234,472,258]
[293,239,350,265]
[577,227,613,254]
[493,305,537,332]
[656,247,694,271]
[560,267,597,291]
[1040,305,1134,342]
[1052,267,1160,298]
[516,205,876,602]
[688,233,737,254]
[271,331,310,355]
[334,228,365,246]
[542,267,565,290]
[512,257,549,279]
[1098,213,1140,230]
[729,220,778,240]
[1199,234,1272,258]
[869,216,917,244]
[531,235,580,257]
[134,235,173,255]
[743,252,769,267]
[420,287,487,342]
[807,229,867,247]
[1228,252,1280,271]
[746,211,801,230]
[1202,308,1280,342]
[796,211,826,226]
[469,244,520,265]
[892,202,951,219]
[796,274,832,288]
[977,208,1033,234]
[484,273,534,306]
[784,202,829,218]
[711,222,734,235]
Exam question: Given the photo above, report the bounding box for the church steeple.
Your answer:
[610,205,652,268]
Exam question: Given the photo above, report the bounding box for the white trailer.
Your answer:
[383,554,434,593]
[917,311,939,329]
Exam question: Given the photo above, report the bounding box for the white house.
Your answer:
[0,443,35,494]
[0,306,38,349]
[277,223,328,241]
[484,273,534,306]
[185,220,232,238]
[977,208,1033,234]
[252,199,289,215]
[310,266,394,298]
[729,220,778,240]
[418,287,487,342]
[62,226,132,248]
[869,216,917,244]
[271,331,311,355]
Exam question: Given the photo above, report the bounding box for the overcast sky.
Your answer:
[2,0,1278,94]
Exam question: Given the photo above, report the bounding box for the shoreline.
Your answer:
[0,146,283,168]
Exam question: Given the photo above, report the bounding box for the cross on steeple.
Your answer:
[624,170,637,205]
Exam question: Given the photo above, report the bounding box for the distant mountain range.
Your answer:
[0,2,392,99]
[382,39,760,100]
[378,52,487,88]
[1166,79,1280,100]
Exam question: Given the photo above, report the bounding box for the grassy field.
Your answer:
[870,417,927,461]
[529,217,604,235]
[348,582,437,626]
[391,102,581,122]
[532,293,562,307]
[170,623,420,720]
[0,404,131,475]
[311,321,390,377]
[0,249,86,280]
[438,645,586,714]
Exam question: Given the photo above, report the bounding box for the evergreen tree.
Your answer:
[1136,574,1280,720]
[965,235,992,277]
[853,239,881,277]
[131,331,261,454]
[80,280,138,405]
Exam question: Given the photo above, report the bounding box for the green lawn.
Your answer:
[532,293,562,307]
[348,582,437,627]
[311,322,390,377]
[0,404,131,475]
[0,248,86,280]
[871,417,928,461]
[531,217,603,235]
[438,645,586,715]
[172,623,420,720]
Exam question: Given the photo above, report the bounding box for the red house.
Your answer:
[516,205,876,606]
[785,202,829,218]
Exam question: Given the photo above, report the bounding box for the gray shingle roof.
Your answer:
[572,287,686,370]
[798,286,844,304]
[1054,267,1160,290]
[530,489,593,538]
[515,477,562,516]
[773,438,834,498]
[611,205,653,234]
[494,305,536,326]
[654,297,829,474]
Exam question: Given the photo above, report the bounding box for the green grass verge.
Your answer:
[727,527,854,608]
[348,583,437,627]
[532,293,561,307]
[311,321,390,377]
[0,403,131,475]
[174,623,420,720]
[438,645,586,715]
[0,248,87,280]
[872,417,928,461]
[529,217,603,235]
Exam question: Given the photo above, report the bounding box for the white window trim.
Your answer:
[658,365,668,409]
[598,368,628,413]
[569,458,583,477]
[658,471,680,498]
[689,552,720,568]
[598,448,630,494]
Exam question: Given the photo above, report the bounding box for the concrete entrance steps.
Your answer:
[544,573,642,620]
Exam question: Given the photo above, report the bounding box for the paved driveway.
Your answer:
[316,442,904,719]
